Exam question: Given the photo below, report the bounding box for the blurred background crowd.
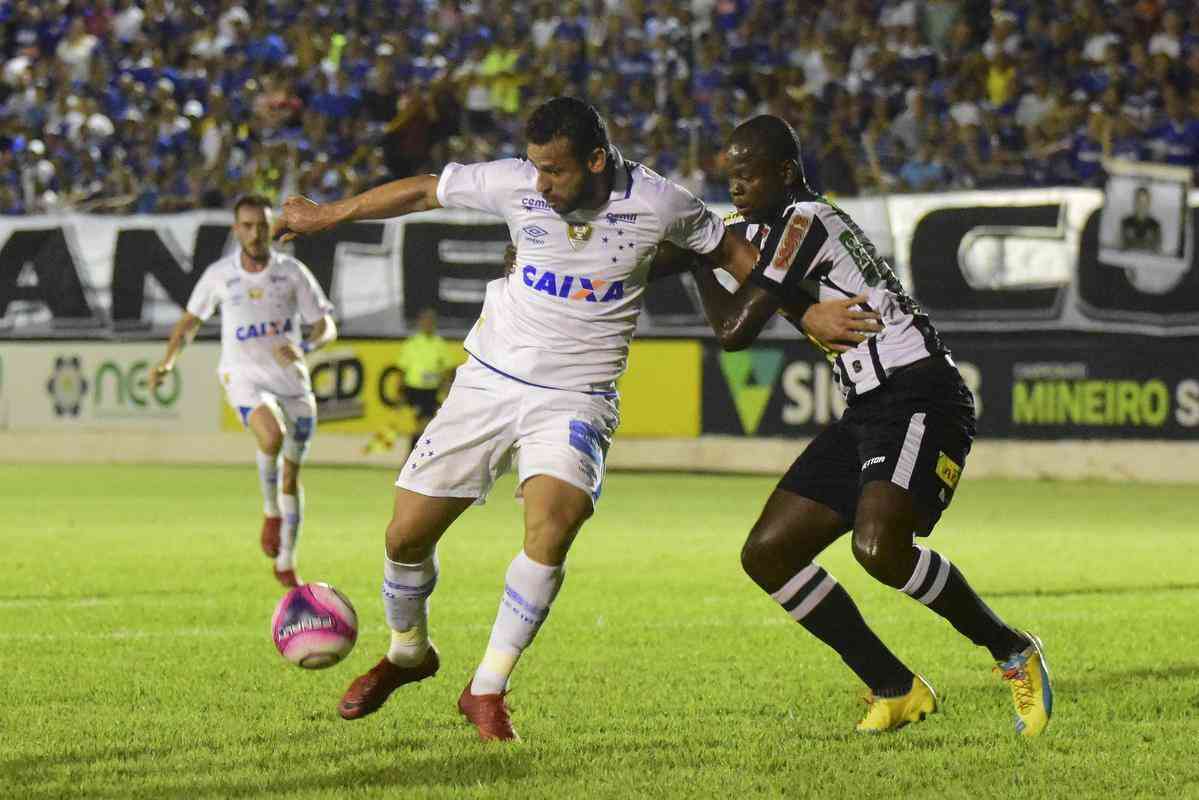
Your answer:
[3,0,1199,214]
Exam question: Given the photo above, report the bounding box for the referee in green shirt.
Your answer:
[367,309,455,454]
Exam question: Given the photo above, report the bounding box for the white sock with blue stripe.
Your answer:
[383,553,438,666]
[256,450,280,516]
[470,550,564,696]
[275,488,302,570]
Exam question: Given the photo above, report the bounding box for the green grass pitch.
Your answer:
[2,464,1198,799]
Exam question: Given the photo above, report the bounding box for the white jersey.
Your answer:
[436,150,725,392]
[741,197,947,402]
[186,250,334,395]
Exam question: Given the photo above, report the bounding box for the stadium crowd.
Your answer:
[3,0,1199,214]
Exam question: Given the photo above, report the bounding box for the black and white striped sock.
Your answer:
[900,545,1026,661]
[771,564,913,696]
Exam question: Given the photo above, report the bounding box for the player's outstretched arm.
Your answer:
[151,312,203,388]
[275,174,442,242]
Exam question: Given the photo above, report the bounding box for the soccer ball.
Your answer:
[271,582,358,669]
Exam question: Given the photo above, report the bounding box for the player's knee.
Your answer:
[851,521,908,588]
[385,517,434,563]
[740,526,783,581]
[259,431,283,456]
[524,504,590,563]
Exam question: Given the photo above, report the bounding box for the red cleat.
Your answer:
[457,681,520,741]
[338,646,440,720]
[261,516,282,557]
[273,566,301,588]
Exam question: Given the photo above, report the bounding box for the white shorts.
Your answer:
[396,357,620,505]
[221,371,317,463]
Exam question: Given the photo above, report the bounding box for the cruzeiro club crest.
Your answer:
[567,223,593,250]
[47,355,88,417]
[719,349,784,435]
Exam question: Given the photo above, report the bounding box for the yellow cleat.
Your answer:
[855,675,939,733]
[996,633,1053,737]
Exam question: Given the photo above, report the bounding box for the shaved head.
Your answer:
[729,115,803,174]
[724,115,808,224]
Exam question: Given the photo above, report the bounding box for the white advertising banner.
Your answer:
[1,341,222,432]
[1,187,1197,338]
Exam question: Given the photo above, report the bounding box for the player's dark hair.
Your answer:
[730,115,810,192]
[233,194,272,216]
[525,97,611,165]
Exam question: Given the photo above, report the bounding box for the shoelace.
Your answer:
[998,662,1035,713]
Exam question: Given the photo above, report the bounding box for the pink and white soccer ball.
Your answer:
[271,583,358,669]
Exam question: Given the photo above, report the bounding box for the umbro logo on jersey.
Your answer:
[522,225,548,244]
[521,266,624,302]
[235,318,294,340]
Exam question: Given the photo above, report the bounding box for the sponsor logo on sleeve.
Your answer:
[768,213,812,274]
[935,452,962,488]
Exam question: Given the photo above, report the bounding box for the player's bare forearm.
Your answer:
[700,229,759,282]
[163,313,201,366]
[304,315,338,354]
[152,313,201,386]
[277,175,441,241]
[331,174,441,221]
[648,241,701,282]
[692,266,779,351]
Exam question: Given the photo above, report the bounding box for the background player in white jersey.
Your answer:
[664,115,1052,737]
[151,195,337,588]
[275,97,870,741]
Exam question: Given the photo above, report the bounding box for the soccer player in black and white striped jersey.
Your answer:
[669,115,1053,736]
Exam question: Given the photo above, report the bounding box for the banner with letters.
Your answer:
[5,186,1199,340]
[2,341,222,432]
[701,332,1199,440]
[0,200,888,339]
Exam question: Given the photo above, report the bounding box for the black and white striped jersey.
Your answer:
[734,196,948,403]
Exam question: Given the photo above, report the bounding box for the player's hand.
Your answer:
[274,196,333,242]
[149,361,173,389]
[503,243,516,276]
[800,294,883,353]
[275,342,304,366]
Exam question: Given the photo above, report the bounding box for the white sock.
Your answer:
[256,451,280,517]
[383,554,438,666]
[471,551,564,696]
[275,489,302,571]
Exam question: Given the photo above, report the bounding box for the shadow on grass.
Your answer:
[1057,661,1199,692]
[987,582,1199,599]
[2,739,546,798]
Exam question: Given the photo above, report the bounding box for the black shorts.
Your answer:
[778,356,976,536]
[406,388,440,420]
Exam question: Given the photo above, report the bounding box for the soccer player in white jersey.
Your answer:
[152,195,337,588]
[275,97,871,741]
[666,115,1052,737]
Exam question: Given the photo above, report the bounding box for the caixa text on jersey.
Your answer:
[235,318,294,340]
[521,266,625,302]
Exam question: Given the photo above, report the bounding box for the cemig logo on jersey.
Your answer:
[521,266,624,302]
[605,212,638,225]
[236,318,294,340]
[521,197,552,211]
